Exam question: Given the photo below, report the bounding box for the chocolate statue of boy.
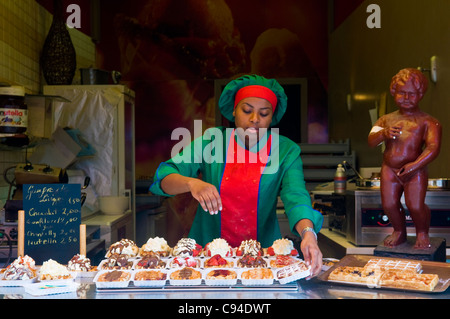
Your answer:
[368,68,442,249]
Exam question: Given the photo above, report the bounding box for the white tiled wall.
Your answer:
[0,0,95,92]
[0,0,45,92]
[0,0,96,202]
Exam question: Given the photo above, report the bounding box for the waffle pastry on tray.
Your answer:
[326,256,441,292]
[364,258,422,273]
[328,266,383,286]
[379,270,439,292]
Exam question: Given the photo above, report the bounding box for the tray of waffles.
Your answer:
[275,261,311,284]
[204,268,239,286]
[132,269,168,287]
[239,268,275,285]
[318,254,450,293]
[94,270,133,288]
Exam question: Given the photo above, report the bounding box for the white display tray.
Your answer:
[95,280,299,293]
[23,281,79,296]
[94,255,309,292]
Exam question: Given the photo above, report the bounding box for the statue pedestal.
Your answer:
[374,236,446,262]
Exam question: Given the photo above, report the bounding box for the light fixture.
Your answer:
[417,56,438,83]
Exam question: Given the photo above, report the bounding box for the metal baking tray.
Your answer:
[317,255,450,293]
[356,178,450,190]
[428,178,450,189]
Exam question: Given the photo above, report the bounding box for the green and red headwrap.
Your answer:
[219,74,288,127]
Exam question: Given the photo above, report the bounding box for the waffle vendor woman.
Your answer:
[150,75,324,277]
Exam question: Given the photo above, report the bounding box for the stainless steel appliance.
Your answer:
[345,189,450,246]
[2,162,71,224]
[312,193,346,236]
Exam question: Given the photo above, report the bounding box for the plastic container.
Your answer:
[240,268,274,286]
[0,86,27,134]
[168,267,202,286]
[0,274,37,287]
[24,281,79,296]
[93,270,132,288]
[204,269,238,286]
[334,164,347,194]
[132,270,168,287]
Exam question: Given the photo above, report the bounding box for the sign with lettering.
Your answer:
[23,184,81,264]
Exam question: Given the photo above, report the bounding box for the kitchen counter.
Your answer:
[82,211,134,248]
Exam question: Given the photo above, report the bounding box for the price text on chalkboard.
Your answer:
[23,184,81,264]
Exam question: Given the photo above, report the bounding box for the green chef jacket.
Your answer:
[150,127,323,247]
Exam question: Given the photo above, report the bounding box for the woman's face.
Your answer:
[233,97,273,146]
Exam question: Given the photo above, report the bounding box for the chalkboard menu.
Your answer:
[23,184,81,264]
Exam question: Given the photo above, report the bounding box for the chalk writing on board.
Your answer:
[23,184,81,264]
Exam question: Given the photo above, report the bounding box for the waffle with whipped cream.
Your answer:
[140,237,171,257]
[106,239,139,258]
[172,238,202,257]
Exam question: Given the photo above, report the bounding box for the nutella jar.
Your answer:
[0,86,28,134]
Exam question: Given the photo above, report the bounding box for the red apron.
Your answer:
[219,130,272,247]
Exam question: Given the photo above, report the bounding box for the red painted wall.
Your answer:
[333,0,365,29]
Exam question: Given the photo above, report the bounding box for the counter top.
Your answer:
[1,275,449,300]
[82,210,132,226]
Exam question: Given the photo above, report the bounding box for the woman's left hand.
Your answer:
[300,232,323,279]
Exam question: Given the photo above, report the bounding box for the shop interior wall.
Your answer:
[95,0,331,243]
[0,0,96,208]
[329,0,450,178]
[96,0,331,183]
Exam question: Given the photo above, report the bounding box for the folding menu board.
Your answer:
[17,183,86,264]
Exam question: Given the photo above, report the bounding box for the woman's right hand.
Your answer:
[187,179,222,215]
